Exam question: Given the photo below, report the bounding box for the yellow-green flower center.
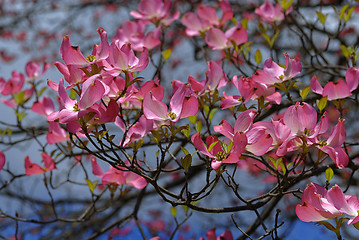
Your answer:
[86,55,96,62]
[216,152,226,161]
[73,103,80,112]
[168,112,177,120]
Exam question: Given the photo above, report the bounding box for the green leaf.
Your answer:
[108,135,115,141]
[136,140,144,150]
[196,120,202,133]
[276,158,283,169]
[339,4,349,20]
[279,161,286,175]
[344,7,355,22]
[13,91,25,104]
[83,112,96,123]
[226,141,233,153]
[70,88,77,99]
[300,86,311,101]
[188,115,197,125]
[97,130,108,140]
[180,146,189,156]
[337,217,348,227]
[162,48,172,60]
[279,0,293,11]
[353,222,359,230]
[261,32,271,46]
[270,31,280,48]
[273,82,287,93]
[317,96,327,112]
[85,178,98,193]
[15,110,27,122]
[340,44,349,59]
[325,167,334,182]
[203,105,210,115]
[239,41,252,56]
[191,150,198,157]
[208,108,218,121]
[181,124,190,138]
[286,162,293,171]
[268,156,277,169]
[240,18,248,29]
[181,154,192,171]
[255,49,262,64]
[315,221,336,231]
[151,130,162,144]
[231,17,238,26]
[257,22,266,33]
[37,86,47,97]
[316,11,327,25]
[212,89,220,103]
[208,141,219,152]
[170,206,177,217]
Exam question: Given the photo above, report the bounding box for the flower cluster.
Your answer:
[296,183,359,225]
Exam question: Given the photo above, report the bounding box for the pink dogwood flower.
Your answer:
[60,28,110,66]
[91,27,110,63]
[311,67,359,100]
[188,61,227,95]
[143,84,198,122]
[326,185,359,224]
[47,78,82,123]
[0,151,5,171]
[91,157,147,189]
[25,61,51,81]
[54,62,87,88]
[46,122,68,145]
[221,76,281,109]
[0,86,34,108]
[283,102,320,136]
[317,119,348,168]
[181,12,212,37]
[112,20,161,51]
[252,53,302,85]
[245,122,274,156]
[213,109,256,141]
[106,42,149,74]
[214,109,272,156]
[25,61,41,80]
[181,1,233,36]
[255,1,285,23]
[296,183,359,225]
[31,97,55,116]
[296,183,342,222]
[205,25,248,50]
[280,102,347,167]
[115,115,154,147]
[0,71,25,96]
[78,74,110,110]
[200,228,233,240]
[60,35,89,66]
[277,102,325,151]
[24,153,56,176]
[130,0,179,26]
[191,132,246,169]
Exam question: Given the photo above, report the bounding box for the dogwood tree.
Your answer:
[0,0,359,239]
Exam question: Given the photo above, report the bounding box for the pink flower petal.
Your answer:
[322,80,351,100]
[0,151,5,171]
